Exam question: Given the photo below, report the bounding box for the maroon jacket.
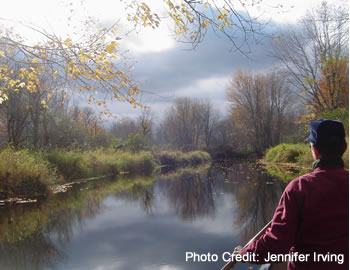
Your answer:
[241,165,349,270]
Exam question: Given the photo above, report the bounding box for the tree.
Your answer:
[137,109,153,138]
[162,97,219,151]
[163,97,197,151]
[109,118,138,141]
[74,107,104,138]
[199,100,220,149]
[0,17,142,116]
[316,55,349,111]
[125,0,270,53]
[0,0,284,136]
[227,69,293,154]
[272,1,349,113]
[0,0,279,113]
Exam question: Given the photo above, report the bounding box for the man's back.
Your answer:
[241,166,349,270]
[289,166,348,269]
[238,120,348,270]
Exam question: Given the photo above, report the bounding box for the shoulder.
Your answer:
[285,171,315,193]
[285,167,348,194]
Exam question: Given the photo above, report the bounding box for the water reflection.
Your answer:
[228,163,285,242]
[159,170,216,221]
[0,162,286,270]
[0,233,66,270]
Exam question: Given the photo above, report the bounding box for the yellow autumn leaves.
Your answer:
[0,19,144,115]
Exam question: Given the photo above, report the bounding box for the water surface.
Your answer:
[0,161,286,270]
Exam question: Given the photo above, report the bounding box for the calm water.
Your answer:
[0,161,286,270]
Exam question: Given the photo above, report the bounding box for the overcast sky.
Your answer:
[1,0,345,121]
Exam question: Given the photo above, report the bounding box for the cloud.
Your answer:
[115,25,278,119]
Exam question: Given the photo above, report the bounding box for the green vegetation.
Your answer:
[0,148,58,197]
[0,175,155,244]
[264,164,309,183]
[265,140,348,169]
[155,151,211,168]
[265,143,313,167]
[46,149,156,179]
[0,147,211,198]
[264,107,348,182]
[264,140,349,182]
[124,133,151,152]
[158,163,211,178]
[318,108,349,130]
[45,150,90,180]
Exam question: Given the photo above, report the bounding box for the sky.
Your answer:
[0,0,345,121]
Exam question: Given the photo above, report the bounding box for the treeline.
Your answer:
[0,2,347,160]
[261,2,349,167]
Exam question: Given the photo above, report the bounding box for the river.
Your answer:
[0,161,287,270]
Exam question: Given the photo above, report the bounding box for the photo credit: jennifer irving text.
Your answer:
[185,251,344,264]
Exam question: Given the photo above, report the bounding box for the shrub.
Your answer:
[46,149,157,180]
[265,142,348,169]
[155,151,182,166]
[317,108,349,131]
[155,150,211,167]
[0,148,57,197]
[82,148,120,176]
[115,151,156,176]
[45,150,91,179]
[265,164,308,183]
[265,144,307,163]
[124,133,150,152]
[183,151,211,165]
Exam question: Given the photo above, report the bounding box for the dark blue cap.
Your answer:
[305,119,345,145]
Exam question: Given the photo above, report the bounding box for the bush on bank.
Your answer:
[45,150,90,180]
[265,144,310,165]
[155,150,211,167]
[265,142,348,168]
[0,148,57,198]
[0,147,211,198]
[47,148,157,178]
[84,149,156,176]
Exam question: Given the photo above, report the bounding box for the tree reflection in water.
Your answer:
[157,162,285,240]
[0,233,66,270]
[220,162,286,243]
[0,162,287,270]
[0,183,114,270]
[142,190,155,215]
[158,170,216,221]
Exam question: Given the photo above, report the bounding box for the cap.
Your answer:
[305,119,346,145]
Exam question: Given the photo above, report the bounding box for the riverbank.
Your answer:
[0,147,211,199]
[263,142,349,182]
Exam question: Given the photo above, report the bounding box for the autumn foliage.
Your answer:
[314,55,349,112]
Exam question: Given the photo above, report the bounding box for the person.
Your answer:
[234,119,349,270]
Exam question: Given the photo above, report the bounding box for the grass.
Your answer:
[47,148,157,179]
[265,142,348,168]
[155,150,211,167]
[0,147,211,198]
[84,149,156,176]
[264,164,309,183]
[264,141,349,182]
[0,148,58,197]
[0,174,155,245]
[265,143,311,165]
[45,150,91,179]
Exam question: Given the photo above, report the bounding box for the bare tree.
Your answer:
[137,109,153,138]
[227,69,293,154]
[271,2,349,111]
[162,97,219,151]
[199,100,220,149]
[109,118,138,141]
[163,97,193,150]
